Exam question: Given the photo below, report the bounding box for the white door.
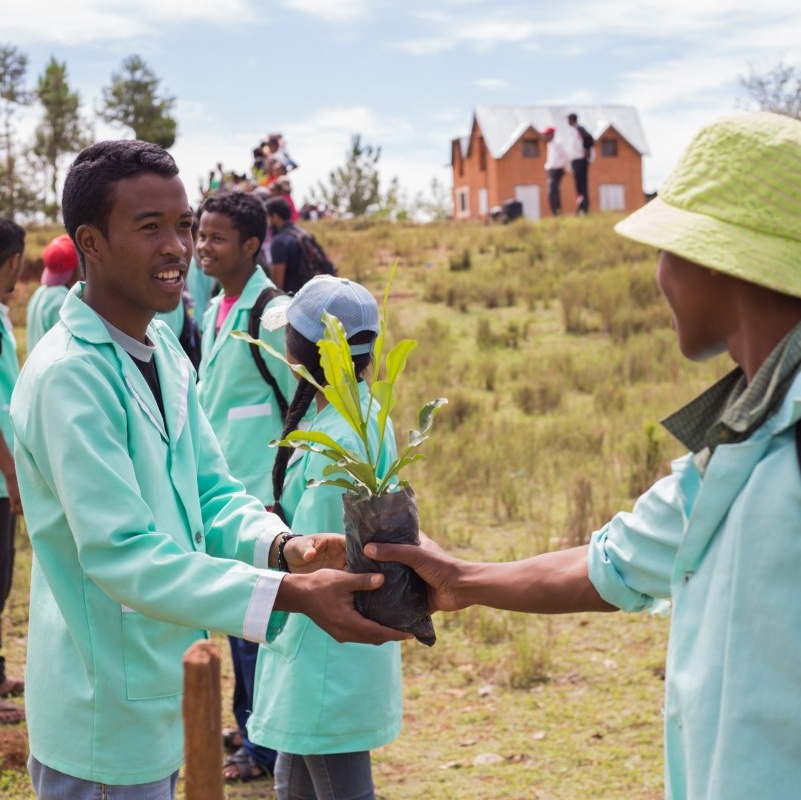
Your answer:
[478,188,488,217]
[514,185,540,220]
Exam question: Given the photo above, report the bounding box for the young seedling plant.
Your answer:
[233,267,447,497]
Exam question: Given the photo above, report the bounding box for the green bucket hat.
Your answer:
[615,111,801,298]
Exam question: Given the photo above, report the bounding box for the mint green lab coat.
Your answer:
[25,284,68,355]
[248,382,403,755]
[11,285,287,785]
[0,302,19,498]
[198,269,296,505]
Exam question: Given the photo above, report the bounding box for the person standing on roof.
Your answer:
[566,112,595,214]
[542,127,570,216]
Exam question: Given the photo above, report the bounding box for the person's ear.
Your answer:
[75,225,103,267]
[243,236,260,259]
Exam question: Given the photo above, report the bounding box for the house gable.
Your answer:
[452,104,649,220]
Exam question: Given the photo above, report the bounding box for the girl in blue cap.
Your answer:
[247,275,403,800]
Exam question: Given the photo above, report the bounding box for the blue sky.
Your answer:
[3,0,800,209]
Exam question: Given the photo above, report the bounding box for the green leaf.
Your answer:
[230,330,324,391]
[417,397,449,436]
[377,453,424,494]
[306,477,361,493]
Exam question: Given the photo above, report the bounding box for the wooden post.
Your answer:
[183,640,224,800]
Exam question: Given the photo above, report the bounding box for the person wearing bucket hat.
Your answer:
[366,111,801,799]
[26,233,80,354]
[248,274,402,800]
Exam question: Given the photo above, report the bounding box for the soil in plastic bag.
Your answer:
[344,487,436,646]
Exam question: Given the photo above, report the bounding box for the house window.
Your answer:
[479,141,487,172]
[599,184,625,211]
[456,187,470,217]
[600,139,618,157]
[522,140,539,158]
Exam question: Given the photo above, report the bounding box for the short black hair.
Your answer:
[567,113,578,124]
[0,218,25,267]
[62,140,179,246]
[201,192,267,248]
[264,195,292,222]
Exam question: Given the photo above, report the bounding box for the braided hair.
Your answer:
[272,323,375,507]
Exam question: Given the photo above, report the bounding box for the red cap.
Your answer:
[41,234,78,287]
[542,126,556,135]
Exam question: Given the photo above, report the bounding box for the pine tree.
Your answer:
[33,58,89,219]
[99,55,177,148]
[315,134,381,216]
[0,43,34,219]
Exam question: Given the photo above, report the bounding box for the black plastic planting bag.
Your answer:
[344,487,436,646]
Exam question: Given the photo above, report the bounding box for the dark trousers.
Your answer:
[228,635,277,773]
[546,168,565,215]
[0,499,16,683]
[571,158,590,213]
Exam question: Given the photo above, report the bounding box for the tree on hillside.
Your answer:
[414,177,453,222]
[33,58,90,220]
[314,134,382,216]
[99,54,177,148]
[0,43,34,219]
[0,148,48,220]
[739,62,801,119]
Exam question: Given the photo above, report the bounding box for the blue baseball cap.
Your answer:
[262,275,379,355]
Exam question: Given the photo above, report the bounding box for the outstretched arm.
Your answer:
[364,540,616,616]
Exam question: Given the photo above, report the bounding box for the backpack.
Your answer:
[177,292,202,371]
[577,125,595,155]
[248,287,289,421]
[286,226,337,287]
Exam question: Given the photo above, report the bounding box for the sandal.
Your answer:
[222,727,243,753]
[0,677,24,698]
[0,698,24,725]
[223,746,268,783]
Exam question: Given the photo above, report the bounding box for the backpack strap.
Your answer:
[248,287,289,421]
[795,420,801,476]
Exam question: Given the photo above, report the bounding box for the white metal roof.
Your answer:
[472,105,650,158]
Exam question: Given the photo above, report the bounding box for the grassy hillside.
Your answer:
[1,213,732,798]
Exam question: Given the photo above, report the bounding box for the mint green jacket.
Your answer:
[588,369,801,799]
[248,382,403,755]
[0,303,19,498]
[11,285,287,785]
[25,284,68,355]
[198,269,296,506]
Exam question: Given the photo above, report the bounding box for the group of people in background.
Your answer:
[2,109,801,800]
[542,111,595,216]
[201,132,336,224]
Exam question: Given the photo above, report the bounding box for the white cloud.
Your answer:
[0,0,254,44]
[473,79,509,90]
[396,1,801,58]
[280,0,370,22]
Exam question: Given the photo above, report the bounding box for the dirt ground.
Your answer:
[0,726,28,770]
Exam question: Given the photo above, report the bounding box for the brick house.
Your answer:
[451,105,649,220]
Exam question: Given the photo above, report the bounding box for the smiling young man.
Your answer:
[369,112,801,799]
[10,140,407,800]
[196,191,296,783]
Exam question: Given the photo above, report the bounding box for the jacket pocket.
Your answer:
[121,610,204,700]
[265,614,311,664]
